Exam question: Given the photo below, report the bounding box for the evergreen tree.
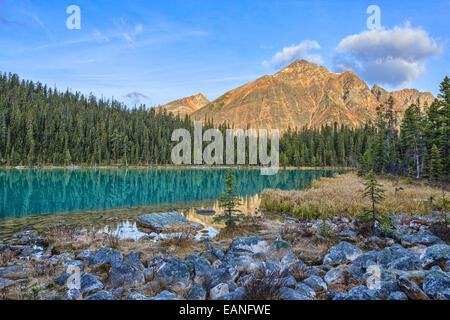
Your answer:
[214,169,242,225]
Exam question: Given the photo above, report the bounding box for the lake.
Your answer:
[0,168,342,238]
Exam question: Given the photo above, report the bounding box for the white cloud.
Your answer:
[93,29,110,43]
[333,23,443,86]
[263,40,323,67]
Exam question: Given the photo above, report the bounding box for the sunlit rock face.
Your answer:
[190,59,435,133]
[154,93,210,118]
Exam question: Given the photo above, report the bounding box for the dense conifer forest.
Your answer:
[0,72,448,181]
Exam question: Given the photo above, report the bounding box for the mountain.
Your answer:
[372,85,436,112]
[189,60,435,133]
[154,93,210,118]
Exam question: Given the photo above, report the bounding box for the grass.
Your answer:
[261,172,448,219]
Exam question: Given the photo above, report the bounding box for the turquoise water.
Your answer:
[0,168,340,219]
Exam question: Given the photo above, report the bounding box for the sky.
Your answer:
[0,0,448,107]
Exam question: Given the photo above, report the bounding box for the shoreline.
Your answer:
[0,164,355,171]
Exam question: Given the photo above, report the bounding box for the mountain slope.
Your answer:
[154,93,210,118]
[191,60,435,132]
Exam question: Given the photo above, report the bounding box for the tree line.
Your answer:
[0,72,448,182]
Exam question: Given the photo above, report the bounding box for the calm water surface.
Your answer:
[0,168,342,238]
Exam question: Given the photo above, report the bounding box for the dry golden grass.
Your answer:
[261,172,448,219]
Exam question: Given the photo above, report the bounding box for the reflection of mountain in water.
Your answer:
[0,169,341,218]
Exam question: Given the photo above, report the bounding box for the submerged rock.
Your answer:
[136,211,203,232]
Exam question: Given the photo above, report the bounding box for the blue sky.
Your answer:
[0,0,448,107]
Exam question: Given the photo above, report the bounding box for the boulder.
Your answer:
[149,290,181,300]
[377,244,417,267]
[210,283,229,300]
[422,271,450,300]
[387,256,421,271]
[201,247,225,263]
[154,259,191,291]
[210,265,239,288]
[86,248,123,267]
[84,291,117,300]
[397,276,429,300]
[281,253,298,266]
[265,237,291,256]
[64,260,83,273]
[136,211,203,232]
[420,244,450,269]
[294,283,316,299]
[324,267,350,285]
[277,287,312,300]
[347,286,382,300]
[187,284,207,300]
[280,261,308,279]
[80,273,104,295]
[229,236,268,254]
[0,265,25,278]
[186,254,214,284]
[323,242,362,266]
[387,291,408,300]
[401,231,444,247]
[63,289,82,300]
[302,276,327,292]
[216,287,245,300]
[125,252,145,270]
[109,261,145,288]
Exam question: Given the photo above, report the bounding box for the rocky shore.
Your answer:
[0,211,448,301]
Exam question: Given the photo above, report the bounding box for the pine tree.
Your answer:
[214,169,242,226]
[360,170,390,235]
[428,144,443,180]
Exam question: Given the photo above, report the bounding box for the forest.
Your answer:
[0,72,448,182]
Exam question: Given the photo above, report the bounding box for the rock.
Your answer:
[216,287,245,300]
[422,271,450,300]
[201,247,225,263]
[154,259,191,291]
[347,286,381,300]
[187,284,207,300]
[401,230,444,247]
[80,273,104,295]
[210,283,229,300]
[294,283,316,298]
[229,236,268,254]
[323,242,362,266]
[63,289,82,300]
[420,244,450,269]
[109,261,145,288]
[336,230,357,241]
[445,260,450,272]
[349,251,379,281]
[54,273,71,286]
[149,290,181,300]
[277,287,312,300]
[0,278,17,290]
[0,265,24,278]
[265,237,291,255]
[64,260,83,273]
[195,227,219,242]
[125,252,145,270]
[377,244,417,267]
[86,248,123,267]
[367,279,401,300]
[387,256,421,271]
[127,293,151,300]
[387,291,408,300]
[84,291,117,300]
[280,261,308,278]
[210,265,239,288]
[397,276,429,300]
[302,276,327,292]
[324,267,350,285]
[76,249,90,260]
[147,254,174,269]
[136,211,203,232]
[281,253,298,266]
[227,280,238,292]
[186,254,214,284]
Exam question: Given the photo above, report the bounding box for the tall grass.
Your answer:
[261,173,447,220]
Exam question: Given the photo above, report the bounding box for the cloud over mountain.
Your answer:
[263,40,323,67]
[333,23,443,86]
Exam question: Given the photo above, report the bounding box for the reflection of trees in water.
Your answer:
[0,169,340,218]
